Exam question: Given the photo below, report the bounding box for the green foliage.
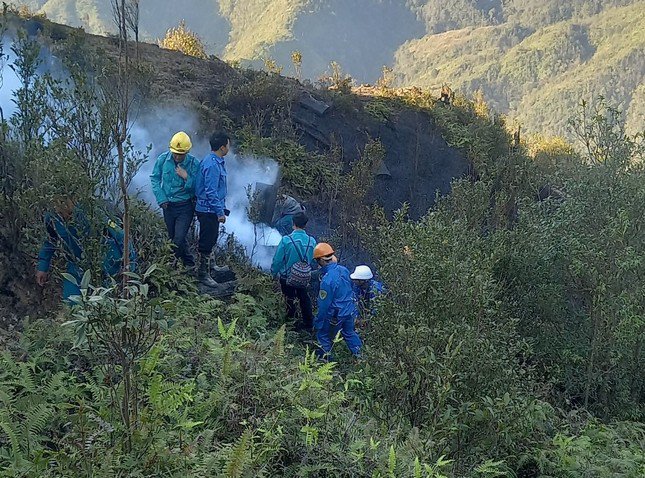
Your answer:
[363,203,553,470]
[236,125,338,198]
[364,98,394,123]
[0,352,80,476]
[536,420,645,477]
[1,11,644,478]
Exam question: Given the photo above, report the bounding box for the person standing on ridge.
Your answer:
[150,131,200,269]
[271,211,317,331]
[195,132,230,287]
[313,243,362,360]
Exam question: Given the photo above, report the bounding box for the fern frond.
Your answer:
[272,325,286,356]
[225,428,253,478]
[18,363,36,393]
[0,417,22,456]
[42,371,69,396]
[25,403,53,437]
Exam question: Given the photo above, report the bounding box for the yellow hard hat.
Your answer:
[169,131,192,154]
[313,242,335,259]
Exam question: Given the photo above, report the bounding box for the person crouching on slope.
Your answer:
[36,196,136,303]
[313,243,362,360]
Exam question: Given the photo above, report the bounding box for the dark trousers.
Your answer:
[197,212,220,255]
[163,201,195,267]
[280,278,313,329]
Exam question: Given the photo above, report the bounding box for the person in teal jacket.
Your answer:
[271,212,317,330]
[312,242,362,360]
[150,131,200,268]
[36,198,136,302]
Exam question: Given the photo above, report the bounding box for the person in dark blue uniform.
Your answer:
[36,197,136,302]
[350,265,385,326]
[313,242,362,360]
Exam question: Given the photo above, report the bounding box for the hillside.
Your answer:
[1,9,644,478]
[394,2,645,137]
[10,0,645,137]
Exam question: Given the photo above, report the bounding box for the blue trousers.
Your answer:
[316,315,362,359]
[163,201,195,267]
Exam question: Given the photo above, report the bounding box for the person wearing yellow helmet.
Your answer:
[150,131,200,268]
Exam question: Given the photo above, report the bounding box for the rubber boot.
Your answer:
[198,256,218,288]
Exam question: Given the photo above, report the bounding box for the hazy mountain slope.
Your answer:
[218,0,309,61]
[10,0,644,137]
[257,0,424,82]
[394,2,645,137]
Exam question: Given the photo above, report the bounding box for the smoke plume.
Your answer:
[129,110,283,270]
[1,35,283,270]
[0,40,20,120]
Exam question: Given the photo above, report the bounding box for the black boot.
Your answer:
[198,256,218,288]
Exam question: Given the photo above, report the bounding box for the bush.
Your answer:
[159,20,208,59]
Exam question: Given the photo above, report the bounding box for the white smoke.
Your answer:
[0,39,21,120]
[128,109,283,270]
[1,35,282,270]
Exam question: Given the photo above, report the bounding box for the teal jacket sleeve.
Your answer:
[271,237,286,277]
[183,156,199,196]
[150,153,168,206]
[37,215,57,272]
[307,238,317,266]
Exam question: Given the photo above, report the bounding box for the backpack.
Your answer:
[286,236,313,289]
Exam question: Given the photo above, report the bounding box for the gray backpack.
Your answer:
[286,236,313,289]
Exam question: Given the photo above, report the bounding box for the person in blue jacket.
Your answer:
[270,211,317,331]
[312,242,362,360]
[150,131,200,269]
[195,132,229,287]
[350,265,385,326]
[35,197,136,302]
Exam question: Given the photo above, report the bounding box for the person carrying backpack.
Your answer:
[270,212,317,331]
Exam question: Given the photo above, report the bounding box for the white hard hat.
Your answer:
[350,265,373,280]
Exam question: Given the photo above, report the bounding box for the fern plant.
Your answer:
[0,353,79,475]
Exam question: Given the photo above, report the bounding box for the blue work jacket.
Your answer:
[353,279,385,317]
[37,208,136,301]
[316,263,358,324]
[195,152,227,216]
[270,229,316,278]
[150,151,200,206]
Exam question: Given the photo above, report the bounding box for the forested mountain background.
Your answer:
[11,0,645,137]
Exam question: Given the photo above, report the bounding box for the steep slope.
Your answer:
[232,0,424,83]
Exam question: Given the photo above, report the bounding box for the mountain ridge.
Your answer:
[9,0,645,137]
